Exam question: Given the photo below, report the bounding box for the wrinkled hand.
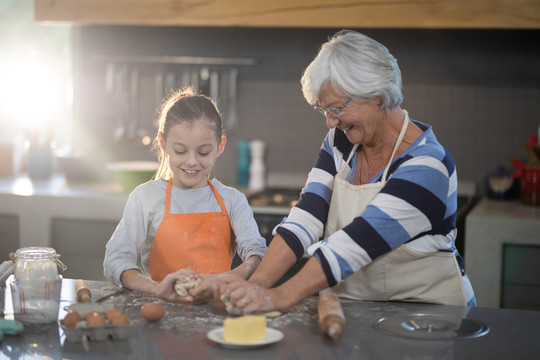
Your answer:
[218,274,277,314]
[188,273,218,304]
[156,268,201,302]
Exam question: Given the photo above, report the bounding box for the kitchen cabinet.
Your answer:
[0,174,127,280]
[465,198,540,308]
[502,244,540,310]
[34,0,540,29]
[0,214,18,261]
[51,218,118,281]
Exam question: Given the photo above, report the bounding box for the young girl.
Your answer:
[103,89,267,302]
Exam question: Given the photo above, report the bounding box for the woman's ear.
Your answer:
[216,136,227,159]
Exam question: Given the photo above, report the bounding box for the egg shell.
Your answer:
[62,311,83,328]
[106,308,125,320]
[141,303,165,322]
[85,311,107,327]
[109,313,131,326]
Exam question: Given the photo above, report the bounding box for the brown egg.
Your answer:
[61,311,82,328]
[85,311,107,327]
[106,308,124,321]
[140,303,165,322]
[109,313,131,326]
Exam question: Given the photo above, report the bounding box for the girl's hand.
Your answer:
[218,274,278,314]
[156,268,201,302]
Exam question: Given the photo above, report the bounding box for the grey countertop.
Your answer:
[2,278,540,359]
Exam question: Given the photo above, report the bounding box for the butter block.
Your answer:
[223,315,267,343]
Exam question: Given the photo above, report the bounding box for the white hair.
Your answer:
[301,30,403,111]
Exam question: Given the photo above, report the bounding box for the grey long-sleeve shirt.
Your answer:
[103,178,267,286]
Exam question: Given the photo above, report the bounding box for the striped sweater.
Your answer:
[276,119,475,305]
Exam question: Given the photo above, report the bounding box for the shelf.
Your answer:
[35,0,540,29]
[92,55,257,66]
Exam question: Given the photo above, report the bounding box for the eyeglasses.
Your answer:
[313,96,356,118]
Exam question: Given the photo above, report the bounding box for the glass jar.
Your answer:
[12,247,64,280]
[9,247,66,325]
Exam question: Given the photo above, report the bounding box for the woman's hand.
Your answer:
[218,274,280,314]
[188,273,219,304]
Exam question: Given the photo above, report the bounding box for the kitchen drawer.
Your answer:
[51,218,118,281]
[502,244,540,285]
[501,284,540,310]
[0,214,19,261]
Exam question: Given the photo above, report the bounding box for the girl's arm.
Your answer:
[228,255,261,279]
[120,269,160,296]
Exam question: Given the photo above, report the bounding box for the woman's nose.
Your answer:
[325,114,339,128]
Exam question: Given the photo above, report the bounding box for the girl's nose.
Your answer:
[186,153,198,165]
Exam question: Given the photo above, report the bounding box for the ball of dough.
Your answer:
[220,294,243,315]
[175,278,202,296]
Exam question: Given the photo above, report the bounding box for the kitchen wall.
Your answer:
[72,26,540,193]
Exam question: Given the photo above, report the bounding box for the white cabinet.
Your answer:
[0,174,127,280]
[465,198,540,308]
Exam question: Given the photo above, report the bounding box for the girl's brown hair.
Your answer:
[152,88,224,180]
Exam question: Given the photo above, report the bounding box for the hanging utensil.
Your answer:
[126,68,139,141]
[181,69,191,90]
[219,71,229,123]
[226,68,238,130]
[210,70,219,106]
[191,70,199,93]
[165,72,177,95]
[199,66,210,96]
[105,63,115,94]
[154,70,164,110]
[152,70,164,131]
[113,66,129,142]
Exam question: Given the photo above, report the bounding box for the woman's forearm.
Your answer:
[248,234,299,288]
[270,256,330,311]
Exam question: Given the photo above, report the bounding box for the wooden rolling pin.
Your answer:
[317,291,346,340]
[75,279,92,303]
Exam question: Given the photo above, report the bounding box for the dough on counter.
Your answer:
[220,294,282,317]
[175,278,202,296]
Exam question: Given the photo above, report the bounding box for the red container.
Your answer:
[521,166,540,206]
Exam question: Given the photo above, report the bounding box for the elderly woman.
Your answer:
[219,30,476,313]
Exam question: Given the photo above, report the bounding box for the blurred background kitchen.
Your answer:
[1,0,539,309]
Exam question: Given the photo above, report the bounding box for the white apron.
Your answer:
[324,111,466,306]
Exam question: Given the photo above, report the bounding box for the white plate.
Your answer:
[207,327,283,348]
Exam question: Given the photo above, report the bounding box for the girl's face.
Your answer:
[160,120,226,189]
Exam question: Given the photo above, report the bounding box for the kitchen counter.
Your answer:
[2,278,540,359]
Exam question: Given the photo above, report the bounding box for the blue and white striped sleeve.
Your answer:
[276,129,343,259]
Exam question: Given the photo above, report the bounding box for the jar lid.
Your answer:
[15,247,56,259]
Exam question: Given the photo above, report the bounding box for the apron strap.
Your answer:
[207,179,228,214]
[340,110,410,182]
[381,110,409,181]
[165,178,173,215]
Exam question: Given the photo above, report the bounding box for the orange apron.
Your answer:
[148,178,233,282]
